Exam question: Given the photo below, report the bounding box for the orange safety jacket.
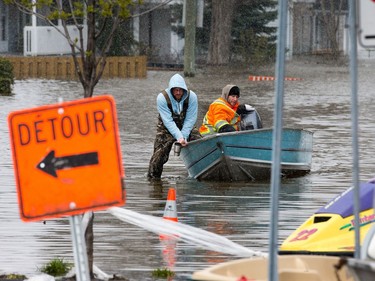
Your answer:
[199,97,241,136]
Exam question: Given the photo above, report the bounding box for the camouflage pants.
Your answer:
[147,126,201,179]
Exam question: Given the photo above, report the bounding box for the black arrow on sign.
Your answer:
[37,150,99,178]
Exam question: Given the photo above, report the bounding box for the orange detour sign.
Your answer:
[8,95,125,222]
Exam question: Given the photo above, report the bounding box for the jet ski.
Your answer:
[279,182,375,256]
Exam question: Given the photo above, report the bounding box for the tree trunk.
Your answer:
[84,0,97,98]
[85,212,95,279]
[320,0,343,60]
[207,0,238,65]
[184,0,197,77]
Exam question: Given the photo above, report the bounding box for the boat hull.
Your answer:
[346,258,375,281]
[180,128,313,181]
[191,255,354,281]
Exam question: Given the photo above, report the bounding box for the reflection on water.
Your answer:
[1,59,375,280]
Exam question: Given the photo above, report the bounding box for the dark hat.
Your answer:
[229,86,240,97]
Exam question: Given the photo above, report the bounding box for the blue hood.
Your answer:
[168,74,188,92]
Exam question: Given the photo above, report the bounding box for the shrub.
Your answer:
[0,57,14,94]
[152,267,175,279]
[38,258,73,277]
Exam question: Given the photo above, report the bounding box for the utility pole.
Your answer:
[184,0,196,77]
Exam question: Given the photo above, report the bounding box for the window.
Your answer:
[1,16,5,41]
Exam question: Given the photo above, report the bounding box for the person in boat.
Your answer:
[147,73,201,179]
[199,84,262,136]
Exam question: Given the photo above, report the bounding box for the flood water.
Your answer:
[1,58,375,280]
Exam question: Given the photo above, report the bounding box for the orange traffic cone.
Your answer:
[163,187,178,222]
[160,188,178,268]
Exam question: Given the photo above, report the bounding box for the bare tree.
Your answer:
[319,0,345,60]
[6,0,141,97]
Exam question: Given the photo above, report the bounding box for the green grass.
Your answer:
[0,274,27,280]
[151,267,175,279]
[38,258,73,277]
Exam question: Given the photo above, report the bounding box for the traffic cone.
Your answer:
[160,188,178,268]
[160,187,178,241]
[163,187,178,222]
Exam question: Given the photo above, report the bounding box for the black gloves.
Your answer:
[236,104,247,115]
[218,124,236,133]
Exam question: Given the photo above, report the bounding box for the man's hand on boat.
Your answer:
[177,138,188,146]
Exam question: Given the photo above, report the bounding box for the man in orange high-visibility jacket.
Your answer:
[199,84,262,136]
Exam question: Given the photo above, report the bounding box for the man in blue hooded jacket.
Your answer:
[147,73,201,179]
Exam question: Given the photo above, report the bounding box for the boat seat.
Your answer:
[279,269,321,281]
[278,257,321,281]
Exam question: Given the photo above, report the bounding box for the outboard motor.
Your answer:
[240,108,263,131]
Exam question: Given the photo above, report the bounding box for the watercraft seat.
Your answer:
[279,269,321,281]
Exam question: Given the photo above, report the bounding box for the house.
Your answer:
[291,0,375,59]
[1,0,374,61]
[0,1,27,54]
[133,0,187,67]
[0,0,187,64]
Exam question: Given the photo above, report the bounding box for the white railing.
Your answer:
[24,25,87,56]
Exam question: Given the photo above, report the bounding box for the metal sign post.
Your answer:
[268,1,288,280]
[70,215,90,281]
[350,0,361,260]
